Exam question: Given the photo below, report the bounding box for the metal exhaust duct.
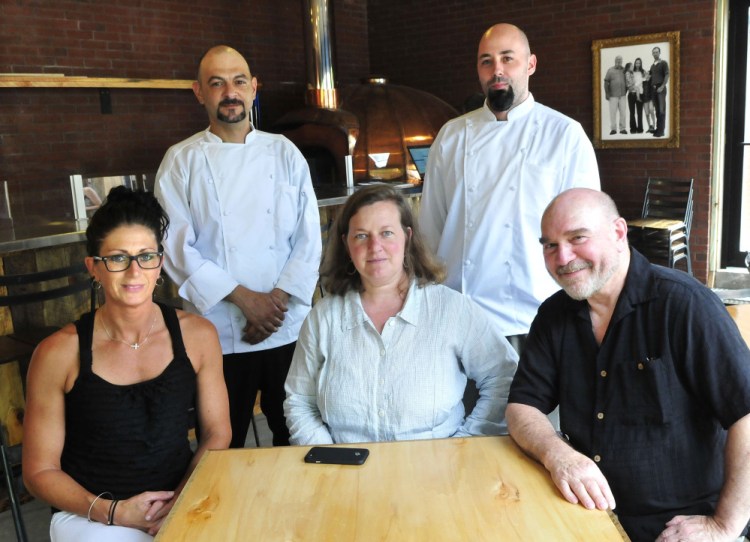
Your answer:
[303,0,338,109]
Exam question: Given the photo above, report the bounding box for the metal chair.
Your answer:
[0,261,96,542]
[627,177,694,275]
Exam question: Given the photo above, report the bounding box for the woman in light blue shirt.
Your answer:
[284,185,518,445]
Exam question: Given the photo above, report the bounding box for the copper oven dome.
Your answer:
[339,77,457,184]
[272,0,457,187]
[273,78,457,186]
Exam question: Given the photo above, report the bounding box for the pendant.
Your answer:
[131,343,140,350]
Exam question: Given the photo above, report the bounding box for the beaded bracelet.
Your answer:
[87,492,113,523]
[107,499,120,526]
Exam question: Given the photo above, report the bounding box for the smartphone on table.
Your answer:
[304,446,369,465]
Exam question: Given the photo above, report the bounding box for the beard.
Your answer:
[553,257,619,301]
[217,99,247,123]
[487,85,515,113]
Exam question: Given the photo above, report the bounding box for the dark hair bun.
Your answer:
[85,186,170,256]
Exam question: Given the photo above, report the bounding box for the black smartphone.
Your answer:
[304,446,369,465]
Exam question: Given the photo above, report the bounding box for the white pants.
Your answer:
[608,95,627,131]
[50,511,154,542]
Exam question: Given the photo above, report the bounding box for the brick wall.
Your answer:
[368,0,716,281]
[0,0,368,219]
[0,0,717,281]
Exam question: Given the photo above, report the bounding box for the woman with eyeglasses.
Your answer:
[22,186,231,542]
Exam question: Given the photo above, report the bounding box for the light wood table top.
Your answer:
[727,303,750,345]
[156,436,627,541]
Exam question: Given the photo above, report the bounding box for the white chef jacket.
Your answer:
[419,95,600,336]
[283,280,519,445]
[155,127,322,353]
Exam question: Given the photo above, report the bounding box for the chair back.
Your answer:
[0,262,93,307]
[641,177,694,238]
[0,260,94,315]
[0,261,96,342]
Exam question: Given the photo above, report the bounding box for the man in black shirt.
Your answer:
[507,188,750,542]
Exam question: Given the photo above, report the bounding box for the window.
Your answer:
[722,0,750,267]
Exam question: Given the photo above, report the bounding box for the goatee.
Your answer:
[487,86,515,113]
[218,110,246,123]
[217,99,247,123]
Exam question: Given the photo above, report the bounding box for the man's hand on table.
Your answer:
[545,447,616,512]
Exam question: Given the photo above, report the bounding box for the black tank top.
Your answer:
[61,303,195,499]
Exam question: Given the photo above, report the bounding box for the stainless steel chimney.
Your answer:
[303,0,338,109]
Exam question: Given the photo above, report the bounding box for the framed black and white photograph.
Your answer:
[592,31,680,149]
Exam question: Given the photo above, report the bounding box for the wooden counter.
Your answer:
[0,185,421,254]
[156,436,627,542]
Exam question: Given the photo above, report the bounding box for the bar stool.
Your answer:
[627,177,694,275]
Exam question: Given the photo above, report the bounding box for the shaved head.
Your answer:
[479,24,531,58]
[197,45,251,81]
[192,45,257,142]
[543,188,621,227]
[476,23,536,118]
[540,188,629,302]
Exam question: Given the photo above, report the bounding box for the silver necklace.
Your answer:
[100,308,158,350]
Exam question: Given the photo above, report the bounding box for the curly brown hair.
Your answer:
[321,185,445,296]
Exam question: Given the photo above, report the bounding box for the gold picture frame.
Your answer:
[592,31,680,149]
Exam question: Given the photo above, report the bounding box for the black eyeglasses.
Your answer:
[93,252,164,272]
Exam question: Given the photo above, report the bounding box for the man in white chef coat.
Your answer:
[419,23,600,356]
[155,45,321,447]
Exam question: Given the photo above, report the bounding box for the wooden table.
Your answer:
[727,303,750,345]
[156,436,627,541]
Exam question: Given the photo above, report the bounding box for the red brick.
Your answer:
[0,0,716,280]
